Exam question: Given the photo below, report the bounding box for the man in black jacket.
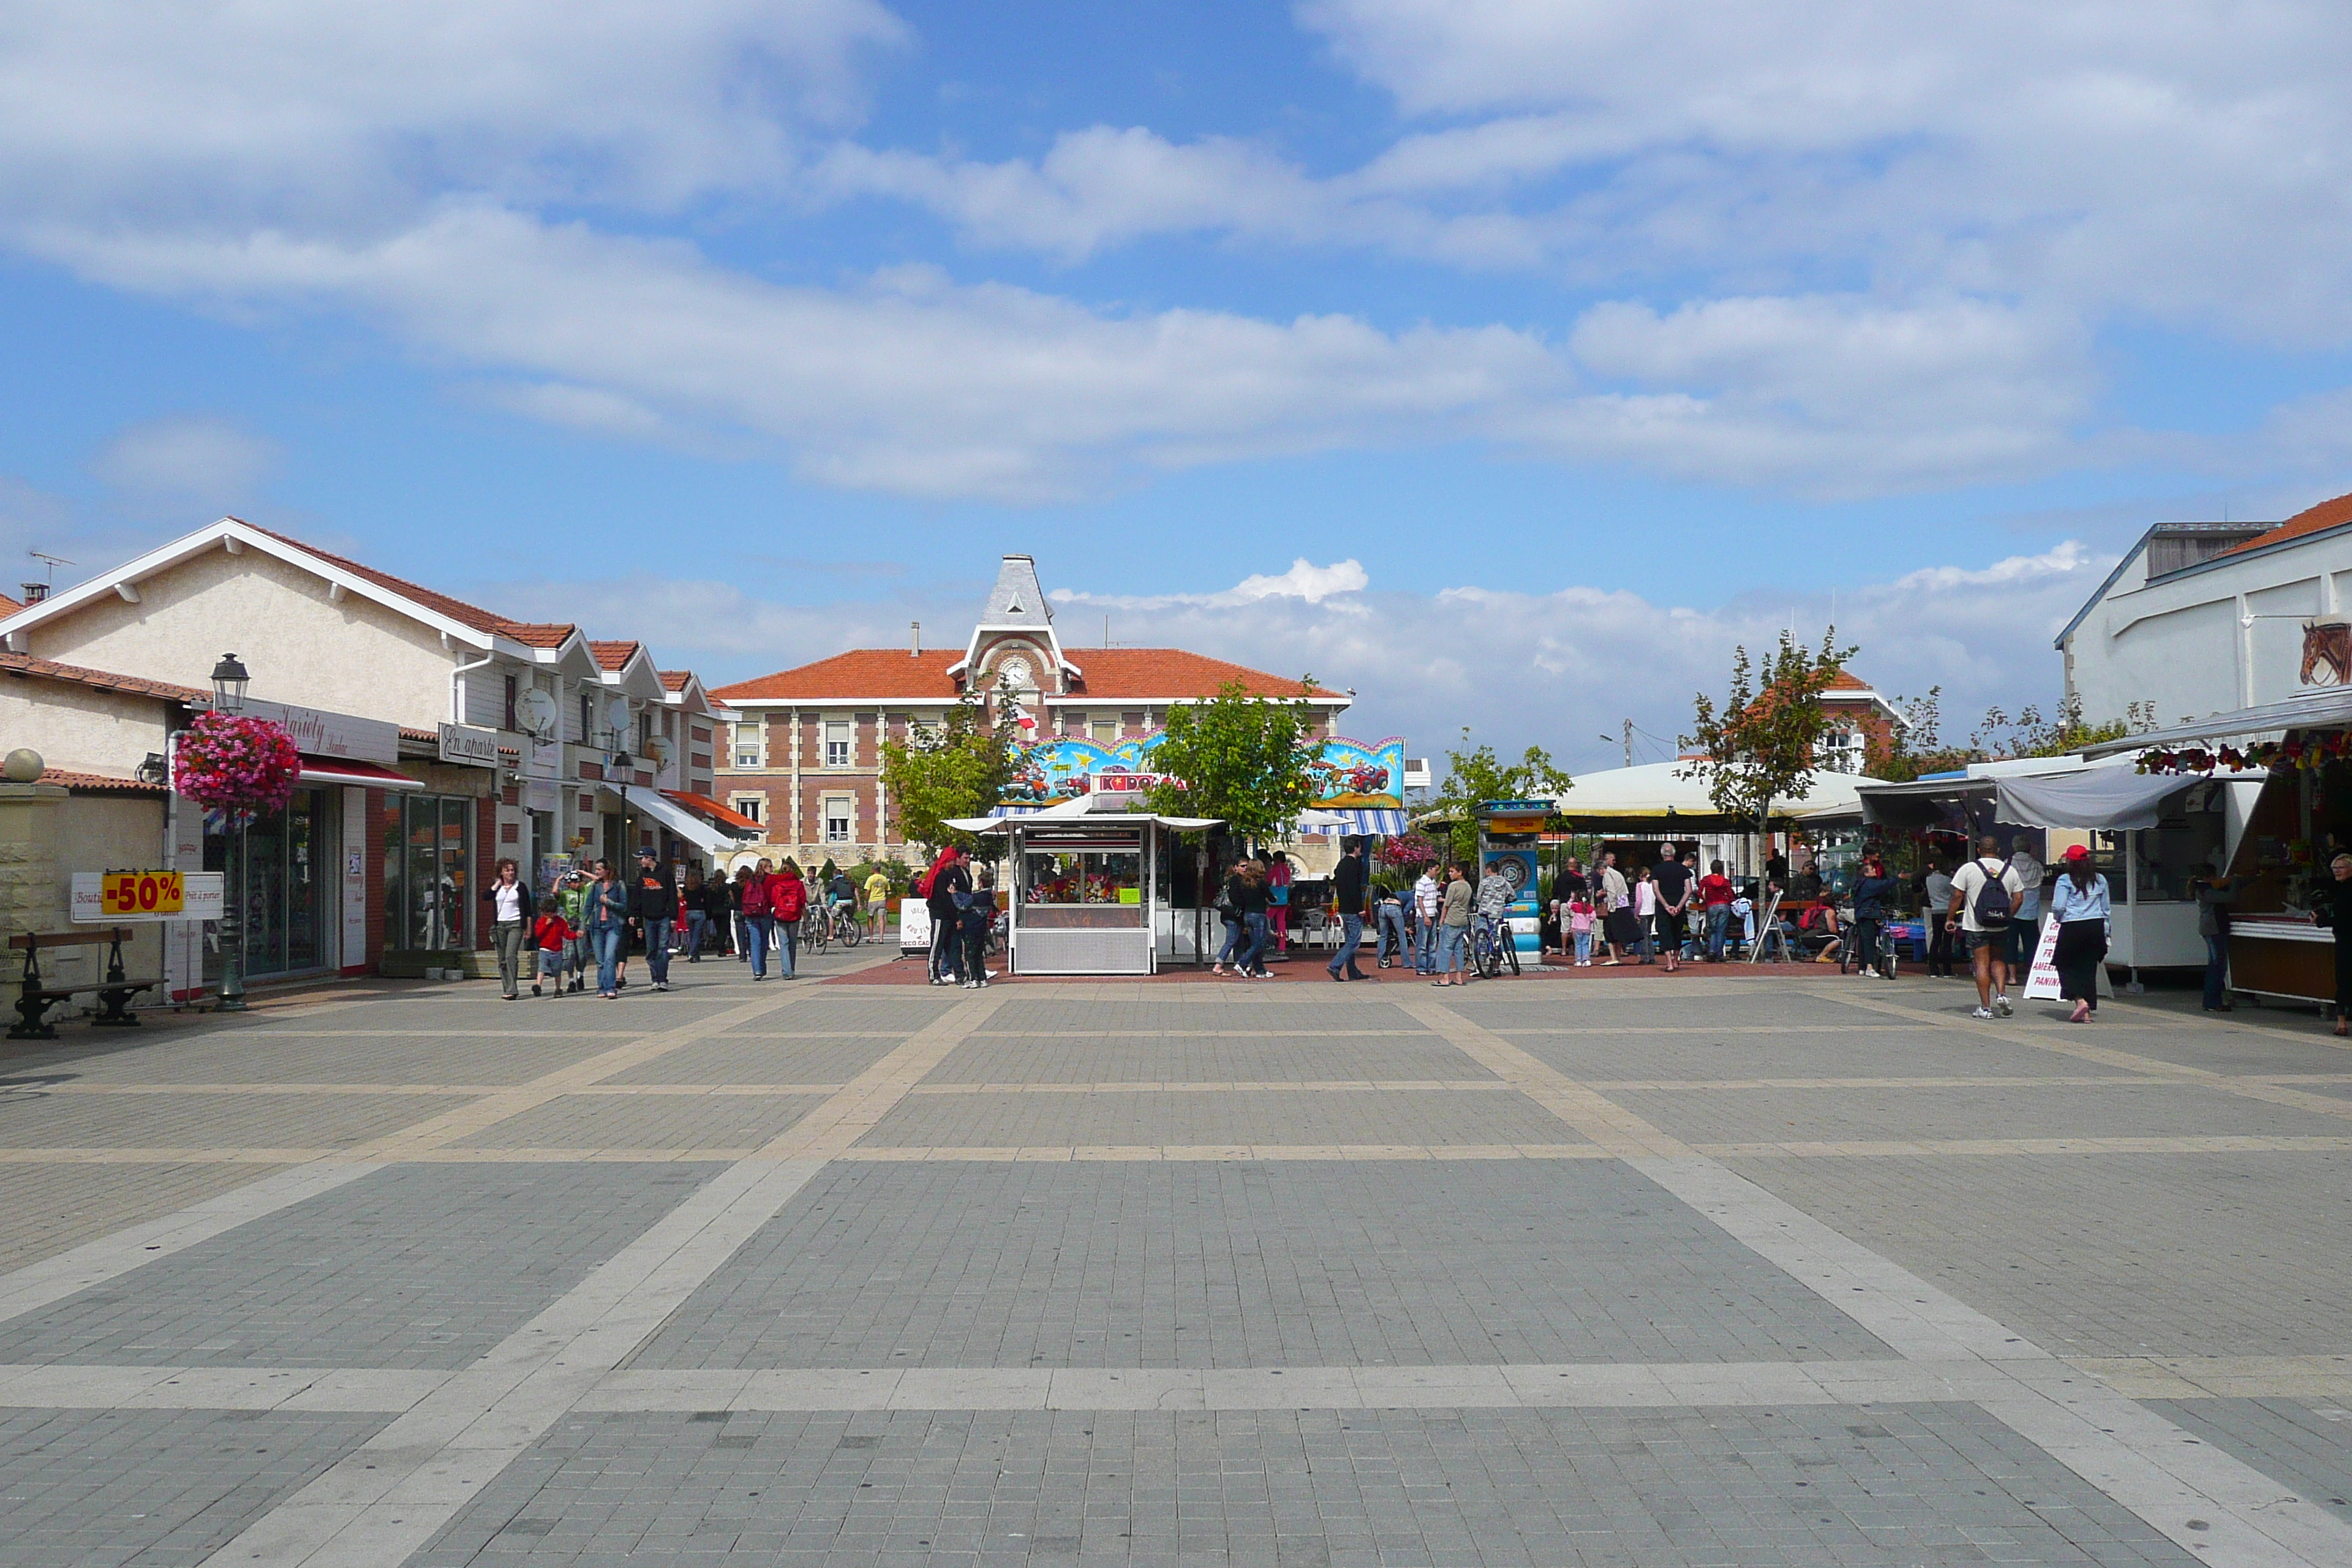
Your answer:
[1327,837,1371,981]
[628,849,679,992]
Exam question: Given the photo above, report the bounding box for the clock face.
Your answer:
[998,655,1033,687]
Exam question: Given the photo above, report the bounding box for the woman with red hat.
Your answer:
[2047,844,2111,1024]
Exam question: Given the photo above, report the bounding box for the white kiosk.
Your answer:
[946,794,1221,976]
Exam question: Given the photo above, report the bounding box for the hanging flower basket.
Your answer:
[173,711,302,823]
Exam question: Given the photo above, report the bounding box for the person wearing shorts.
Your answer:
[1947,836,2026,1019]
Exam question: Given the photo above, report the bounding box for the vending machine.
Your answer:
[1474,800,1549,956]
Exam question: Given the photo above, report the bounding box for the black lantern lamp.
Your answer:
[210,653,250,714]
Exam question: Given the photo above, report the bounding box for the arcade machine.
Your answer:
[1475,799,1548,958]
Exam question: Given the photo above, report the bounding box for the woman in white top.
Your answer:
[484,857,529,1001]
[2047,844,2111,1024]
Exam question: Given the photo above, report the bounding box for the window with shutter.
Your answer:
[823,719,851,768]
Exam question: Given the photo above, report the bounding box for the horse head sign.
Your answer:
[2302,619,2352,687]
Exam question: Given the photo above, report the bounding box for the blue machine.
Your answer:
[1474,800,1550,955]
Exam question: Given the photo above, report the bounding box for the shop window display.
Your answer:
[1019,843,1144,928]
[383,794,475,952]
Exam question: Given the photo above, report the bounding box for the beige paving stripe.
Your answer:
[1408,992,2352,1568]
[197,982,1002,1568]
[902,1079,1513,1095]
[1695,1134,2352,1158]
[971,1029,1432,1038]
[2073,1355,2352,1400]
[340,990,827,1158]
[829,1142,1609,1162]
[1819,989,2352,1123]
[1390,994,1692,1158]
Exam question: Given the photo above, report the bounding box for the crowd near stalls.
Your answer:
[0,518,751,1000]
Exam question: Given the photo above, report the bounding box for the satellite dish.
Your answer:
[648,734,676,769]
[513,687,558,739]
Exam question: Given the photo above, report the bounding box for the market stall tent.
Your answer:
[1548,761,1870,832]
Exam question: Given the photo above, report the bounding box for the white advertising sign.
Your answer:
[899,900,932,955]
[438,723,502,768]
[71,871,225,924]
[241,698,400,765]
[2022,914,2062,1000]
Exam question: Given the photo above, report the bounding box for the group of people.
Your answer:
[1205,843,1524,986]
[1543,851,1746,969]
[916,843,998,988]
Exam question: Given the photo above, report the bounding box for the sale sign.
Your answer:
[71,872,224,924]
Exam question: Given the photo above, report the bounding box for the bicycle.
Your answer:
[801,905,829,956]
[829,904,862,949]
[1471,911,1521,979]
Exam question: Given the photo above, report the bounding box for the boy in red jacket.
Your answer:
[530,897,576,999]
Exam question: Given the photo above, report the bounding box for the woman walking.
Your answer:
[584,859,631,999]
[1847,853,1899,977]
[924,846,969,985]
[1212,855,1247,976]
[730,864,755,960]
[1266,853,1292,957]
[771,858,807,980]
[483,858,528,1000]
[1226,858,1272,979]
[739,859,776,980]
[1631,864,1657,965]
[1433,861,1473,985]
[681,867,709,962]
[2048,844,2112,1023]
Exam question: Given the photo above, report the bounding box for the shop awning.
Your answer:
[660,790,763,835]
[1855,765,2224,831]
[2080,689,2352,758]
[299,758,423,791]
[1296,807,1409,835]
[948,794,1221,834]
[630,788,739,856]
[1548,761,1869,832]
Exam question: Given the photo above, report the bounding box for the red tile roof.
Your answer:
[712,647,1333,704]
[0,652,208,704]
[658,670,693,691]
[39,768,167,796]
[0,593,20,616]
[589,640,642,671]
[663,791,762,833]
[2223,488,2352,557]
[243,523,579,649]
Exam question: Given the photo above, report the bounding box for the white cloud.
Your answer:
[1053,558,1372,612]
[90,415,279,505]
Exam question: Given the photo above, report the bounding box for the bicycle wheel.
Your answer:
[1476,925,1501,979]
[839,916,860,949]
[806,911,829,955]
[1501,926,1520,976]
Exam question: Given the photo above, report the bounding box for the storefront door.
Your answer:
[205,786,330,979]
[383,794,476,954]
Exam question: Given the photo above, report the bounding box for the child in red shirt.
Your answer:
[531,897,575,998]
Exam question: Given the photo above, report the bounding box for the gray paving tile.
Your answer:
[723,1000,968,1037]
[859,1089,1575,1149]
[0,1089,458,1148]
[453,1093,827,1150]
[606,1036,905,1085]
[2146,1398,2352,1515]
[630,1161,1891,1369]
[0,1406,388,1568]
[408,1406,2196,1568]
[1612,1081,2351,1143]
[922,1039,1491,1086]
[1722,1151,2352,1358]
[1511,1030,2146,1082]
[0,1161,724,1368]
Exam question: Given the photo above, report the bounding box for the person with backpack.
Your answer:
[1946,834,2025,1019]
[769,857,807,979]
[739,858,777,981]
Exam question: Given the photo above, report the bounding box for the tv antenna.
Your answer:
[27,551,73,584]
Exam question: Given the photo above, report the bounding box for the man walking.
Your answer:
[1412,862,1441,973]
[1328,837,1371,981]
[1923,859,1956,976]
[629,849,677,992]
[1698,859,1735,960]
[1947,835,2024,1019]
[1651,849,1690,974]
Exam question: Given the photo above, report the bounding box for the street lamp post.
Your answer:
[210,653,252,1012]
[605,726,636,864]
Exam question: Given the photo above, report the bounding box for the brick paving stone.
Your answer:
[1507,1030,2146,1083]
[2144,1398,2352,1516]
[606,1036,907,1085]
[924,1039,1493,1087]
[0,1158,293,1275]
[629,1161,1891,1369]
[1719,1151,2352,1358]
[981,1001,1419,1037]
[451,1092,829,1150]
[856,1089,1576,1150]
[28,1029,633,1086]
[1610,1081,2352,1144]
[0,1088,459,1150]
[0,1161,725,1367]
[0,1406,388,1568]
[407,1406,2196,1568]
[720,1000,968,1037]
[1448,993,1876,1033]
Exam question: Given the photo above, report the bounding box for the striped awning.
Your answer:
[1299,807,1409,835]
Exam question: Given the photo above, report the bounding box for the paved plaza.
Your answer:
[4,955,2352,1567]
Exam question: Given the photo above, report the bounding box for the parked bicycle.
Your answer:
[1471,911,1521,979]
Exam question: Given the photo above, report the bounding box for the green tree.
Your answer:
[1144,679,1321,845]
[879,685,1017,853]
[1425,729,1570,864]
[1681,627,1856,834]
[1866,688,2153,780]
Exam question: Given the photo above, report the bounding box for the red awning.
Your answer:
[300,758,425,791]
[663,790,761,833]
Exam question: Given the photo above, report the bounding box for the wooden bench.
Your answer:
[8,927,161,1040]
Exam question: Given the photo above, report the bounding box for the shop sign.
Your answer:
[240,698,400,765]
[71,870,225,923]
[437,723,502,768]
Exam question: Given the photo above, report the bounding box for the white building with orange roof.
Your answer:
[713,554,1361,865]
[0,517,740,990]
[2057,490,2352,728]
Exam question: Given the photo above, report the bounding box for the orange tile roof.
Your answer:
[243,523,579,649]
[658,670,693,691]
[712,647,1333,704]
[1823,671,1875,693]
[0,592,20,616]
[0,652,209,704]
[2223,488,2352,556]
[589,640,643,671]
[39,768,167,796]
[663,791,762,832]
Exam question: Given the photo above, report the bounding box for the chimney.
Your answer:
[20,584,46,604]
[910,620,921,657]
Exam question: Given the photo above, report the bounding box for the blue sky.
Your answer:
[4,1,2352,770]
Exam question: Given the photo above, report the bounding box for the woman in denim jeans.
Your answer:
[1433,862,1473,985]
[584,861,630,999]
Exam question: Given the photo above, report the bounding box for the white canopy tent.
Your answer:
[1548,761,1871,830]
